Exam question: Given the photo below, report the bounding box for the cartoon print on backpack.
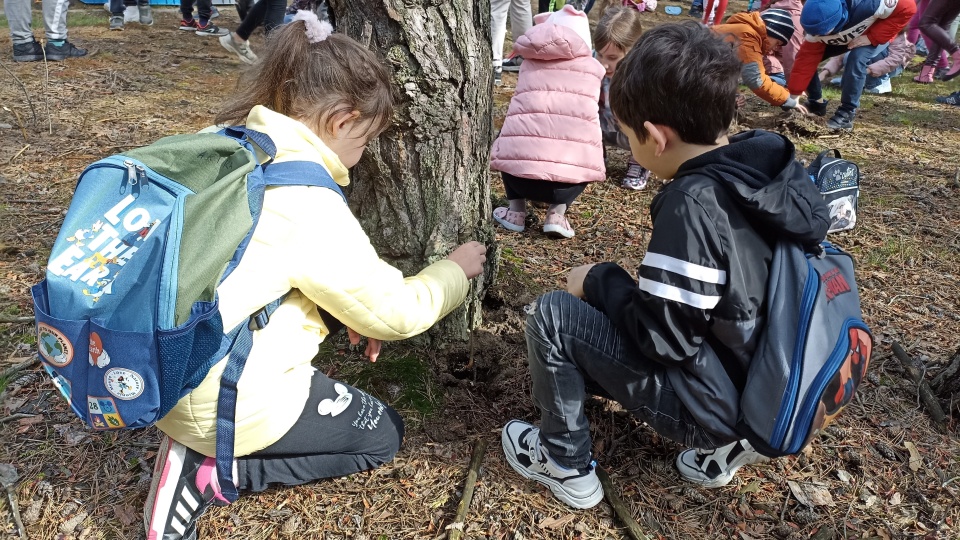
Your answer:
[808,326,872,442]
[104,367,145,400]
[37,322,74,367]
[88,396,126,430]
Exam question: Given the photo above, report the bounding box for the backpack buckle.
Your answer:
[248,307,270,330]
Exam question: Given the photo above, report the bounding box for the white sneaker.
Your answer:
[864,78,892,94]
[219,33,258,65]
[675,439,769,488]
[501,420,603,509]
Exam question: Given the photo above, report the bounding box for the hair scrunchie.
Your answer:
[293,10,333,43]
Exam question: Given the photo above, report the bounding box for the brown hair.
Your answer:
[594,6,644,54]
[216,22,395,139]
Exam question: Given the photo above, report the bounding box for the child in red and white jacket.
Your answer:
[785,0,916,131]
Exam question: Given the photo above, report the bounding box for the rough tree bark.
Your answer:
[329,0,498,346]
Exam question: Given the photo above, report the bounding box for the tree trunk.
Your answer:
[329,0,498,346]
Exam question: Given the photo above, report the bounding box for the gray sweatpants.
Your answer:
[490,0,531,66]
[4,0,71,44]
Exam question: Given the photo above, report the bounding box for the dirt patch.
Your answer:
[1,4,960,540]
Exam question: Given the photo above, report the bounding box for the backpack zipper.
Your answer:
[770,257,819,449]
[787,318,870,453]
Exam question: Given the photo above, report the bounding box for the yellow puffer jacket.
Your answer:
[156,106,470,457]
[714,12,790,106]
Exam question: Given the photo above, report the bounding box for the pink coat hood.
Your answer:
[491,12,606,184]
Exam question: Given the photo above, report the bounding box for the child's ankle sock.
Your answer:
[546,204,567,217]
[49,39,64,46]
[508,200,526,213]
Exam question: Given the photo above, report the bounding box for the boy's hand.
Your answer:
[818,69,830,82]
[566,264,596,299]
[781,95,809,115]
[447,241,488,279]
[866,65,880,77]
[347,327,382,363]
[847,35,871,49]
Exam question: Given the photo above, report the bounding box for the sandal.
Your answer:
[493,207,525,232]
[543,212,575,239]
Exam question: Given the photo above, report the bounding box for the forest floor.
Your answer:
[1,3,959,540]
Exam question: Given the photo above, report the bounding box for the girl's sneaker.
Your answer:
[543,212,574,239]
[675,439,769,488]
[219,33,258,64]
[621,159,650,190]
[493,207,525,232]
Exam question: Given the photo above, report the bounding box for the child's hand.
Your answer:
[347,327,382,363]
[847,35,871,49]
[448,241,488,279]
[818,69,830,82]
[736,93,746,109]
[566,264,596,299]
[866,66,880,78]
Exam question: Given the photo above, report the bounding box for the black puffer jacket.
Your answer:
[583,130,830,440]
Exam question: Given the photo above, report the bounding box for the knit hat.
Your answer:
[761,9,795,44]
[800,0,848,36]
[533,4,593,49]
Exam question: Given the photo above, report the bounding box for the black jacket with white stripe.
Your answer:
[583,130,830,442]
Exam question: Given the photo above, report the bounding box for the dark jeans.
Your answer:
[501,172,587,207]
[524,291,722,469]
[180,0,213,22]
[920,0,960,66]
[110,0,146,16]
[805,43,889,113]
[236,0,288,40]
[237,371,404,492]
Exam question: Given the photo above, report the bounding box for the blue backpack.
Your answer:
[31,127,344,501]
[739,241,873,457]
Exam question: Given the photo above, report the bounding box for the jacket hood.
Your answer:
[513,23,594,62]
[675,130,830,245]
[727,11,768,37]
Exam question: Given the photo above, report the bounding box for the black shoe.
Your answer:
[689,5,704,17]
[826,108,855,131]
[935,91,960,106]
[13,40,44,62]
[45,40,87,61]
[806,98,829,117]
[502,56,523,72]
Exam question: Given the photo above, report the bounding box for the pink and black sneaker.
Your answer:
[144,435,231,540]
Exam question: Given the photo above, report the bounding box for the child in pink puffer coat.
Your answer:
[490,5,605,240]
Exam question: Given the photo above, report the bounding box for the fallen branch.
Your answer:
[930,346,960,393]
[447,438,488,540]
[891,341,947,432]
[595,466,650,540]
[0,59,39,127]
[0,315,34,324]
[0,463,26,539]
[1,357,39,380]
[0,413,36,425]
[5,144,30,165]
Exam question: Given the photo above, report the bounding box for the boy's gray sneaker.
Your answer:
[44,40,87,61]
[219,34,258,64]
[502,56,523,72]
[196,22,229,36]
[676,439,769,488]
[139,5,154,25]
[13,40,44,62]
[110,15,124,30]
[501,420,604,509]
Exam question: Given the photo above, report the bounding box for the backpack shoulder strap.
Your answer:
[263,160,346,203]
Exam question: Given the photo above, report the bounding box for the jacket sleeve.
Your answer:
[280,186,470,341]
[582,189,726,366]
[865,0,916,46]
[787,40,827,95]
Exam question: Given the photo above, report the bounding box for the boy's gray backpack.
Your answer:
[808,149,860,233]
[739,241,872,457]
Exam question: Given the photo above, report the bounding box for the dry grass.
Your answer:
[1,4,959,540]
